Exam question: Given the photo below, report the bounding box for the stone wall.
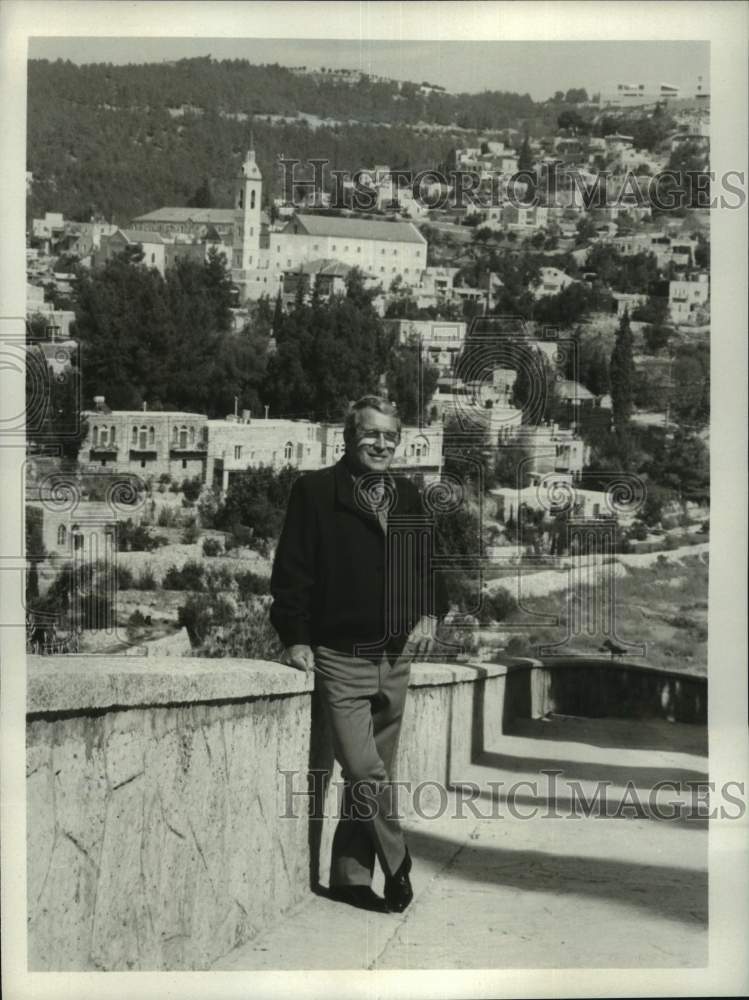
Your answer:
[26,655,508,971]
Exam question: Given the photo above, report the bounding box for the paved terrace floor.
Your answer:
[213,716,708,970]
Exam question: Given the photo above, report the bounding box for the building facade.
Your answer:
[81,402,208,480]
[318,423,443,487]
[206,416,322,491]
[384,318,467,376]
[27,500,124,560]
[669,272,709,323]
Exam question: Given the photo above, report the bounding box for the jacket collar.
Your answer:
[334,455,397,520]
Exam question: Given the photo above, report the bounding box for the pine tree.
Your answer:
[609,309,635,431]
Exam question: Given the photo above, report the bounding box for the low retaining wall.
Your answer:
[26,655,508,971]
[26,653,706,970]
[503,656,707,725]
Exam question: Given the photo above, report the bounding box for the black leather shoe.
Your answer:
[384,847,413,913]
[328,885,387,912]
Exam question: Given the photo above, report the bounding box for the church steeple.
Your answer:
[233,139,262,272]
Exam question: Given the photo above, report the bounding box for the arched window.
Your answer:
[57,524,67,546]
[173,425,179,443]
[149,426,155,444]
[132,426,138,445]
[414,436,429,458]
[250,190,256,209]
[139,425,148,449]
[99,426,108,446]
[179,425,188,449]
[284,441,293,460]
[189,426,195,443]
[110,425,116,443]
[92,425,98,446]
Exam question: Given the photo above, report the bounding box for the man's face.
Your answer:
[347,407,400,473]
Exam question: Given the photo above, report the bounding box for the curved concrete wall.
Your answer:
[502,656,707,725]
[26,653,706,971]
[26,655,508,971]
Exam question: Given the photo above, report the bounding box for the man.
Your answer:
[270,395,449,912]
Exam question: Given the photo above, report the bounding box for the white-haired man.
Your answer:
[270,395,448,912]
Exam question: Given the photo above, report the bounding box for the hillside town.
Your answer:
[25,66,710,663]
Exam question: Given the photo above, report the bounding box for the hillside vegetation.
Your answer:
[27,56,570,223]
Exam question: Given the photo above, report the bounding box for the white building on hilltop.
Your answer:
[130,142,429,301]
[599,82,680,108]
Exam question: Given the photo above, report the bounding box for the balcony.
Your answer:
[169,440,208,454]
[88,443,119,455]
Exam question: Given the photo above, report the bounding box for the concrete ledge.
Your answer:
[27,655,314,714]
[26,652,508,971]
[27,656,510,715]
[408,661,507,686]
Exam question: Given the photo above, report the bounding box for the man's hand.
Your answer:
[284,643,315,674]
[404,615,440,659]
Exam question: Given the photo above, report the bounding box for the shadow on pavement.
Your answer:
[405,824,708,927]
[504,714,708,756]
[473,748,708,789]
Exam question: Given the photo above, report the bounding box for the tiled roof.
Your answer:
[288,214,426,245]
[132,207,270,228]
[121,229,164,245]
[294,258,352,277]
[133,207,237,224]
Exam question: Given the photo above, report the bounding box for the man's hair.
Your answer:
[343,395,401,446]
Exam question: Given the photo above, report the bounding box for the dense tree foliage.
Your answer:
[26,57,567,223]
[25,346,88,461]
[72,248,262,416]
[264,269,438,423]
[70,248,438,425]
[533,281,614,326]
[585,245,661,294]
[218,465,301,541]
[670,343,710,427]
[570,329,611,396]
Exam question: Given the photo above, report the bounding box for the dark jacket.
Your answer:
[270,456,449,657]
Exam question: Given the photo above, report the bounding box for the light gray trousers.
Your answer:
[312,644,412,887]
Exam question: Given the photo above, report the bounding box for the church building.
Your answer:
[133,147,428,304]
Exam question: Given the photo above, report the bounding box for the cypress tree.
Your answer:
[610,309,636,431]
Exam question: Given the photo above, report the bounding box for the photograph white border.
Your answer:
[1,3,747,998]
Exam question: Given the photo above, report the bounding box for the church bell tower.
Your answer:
[233,145,262,273]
